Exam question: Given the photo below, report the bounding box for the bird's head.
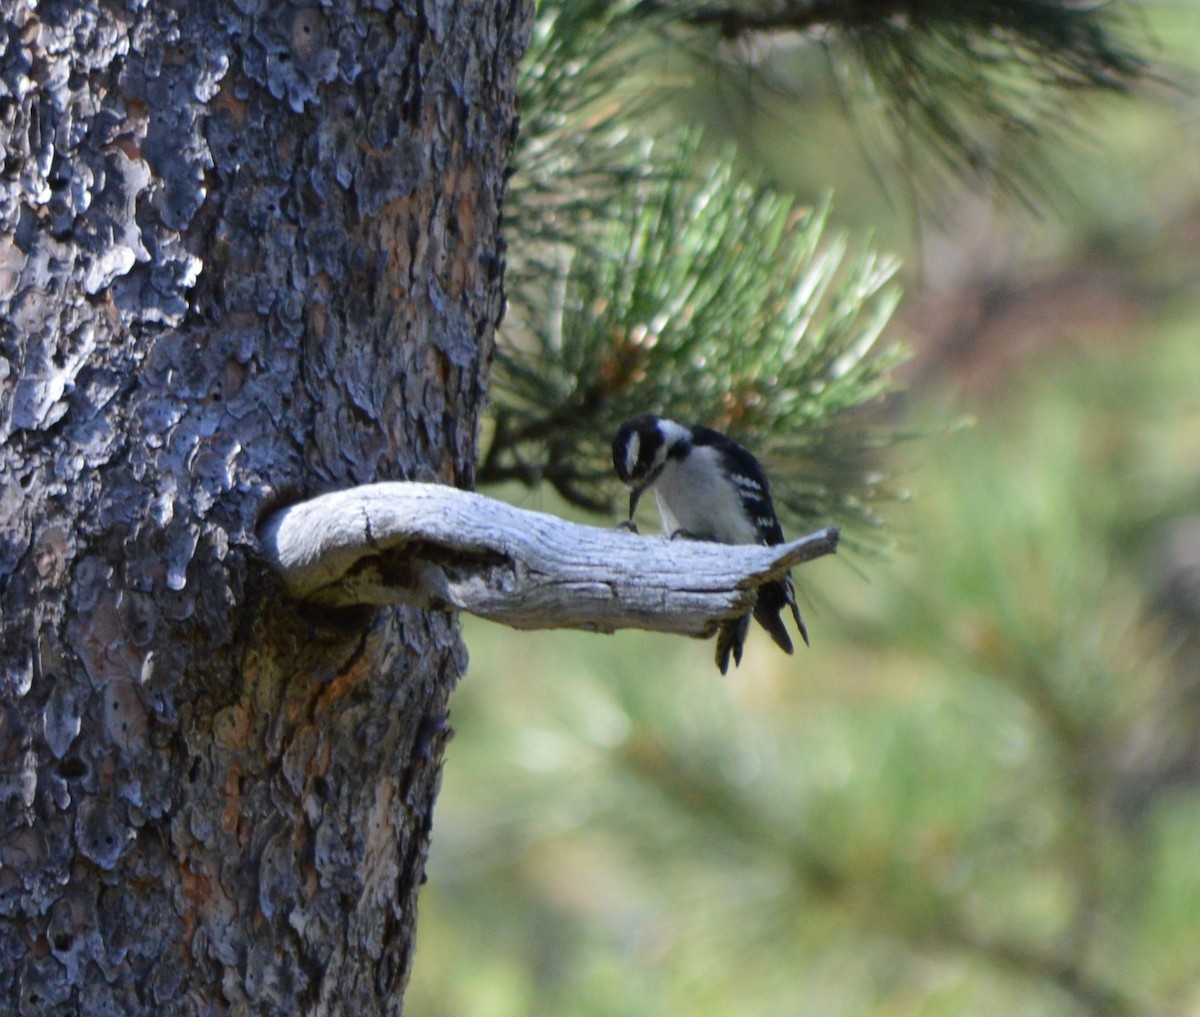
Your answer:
[612,415,690,520]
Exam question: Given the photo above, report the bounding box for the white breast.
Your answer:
[651,446,758,545]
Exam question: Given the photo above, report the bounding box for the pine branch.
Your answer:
[645,1,1146,97]
[655,0,1135,61]
[490,0,1150,539]
[640,0,1149,202]
[490,139,906,541]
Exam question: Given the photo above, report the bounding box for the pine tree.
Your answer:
[0,0,1147,1013]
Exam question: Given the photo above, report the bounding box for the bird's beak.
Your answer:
[627,486,643,523]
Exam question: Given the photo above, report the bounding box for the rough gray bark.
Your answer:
[0,1,528,1014]
[259,481,840,633]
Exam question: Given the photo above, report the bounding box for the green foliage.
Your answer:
[490,139,905,535]
[488,0,1150,534]
[503,0,664,264]
[487,0,907,532]
[839,0,1146,205]
[733,0,1148,206]
[491,1,911,537]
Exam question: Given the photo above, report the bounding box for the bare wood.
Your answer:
[259,482,839,637]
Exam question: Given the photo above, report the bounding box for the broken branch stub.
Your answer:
[258,482,838,638]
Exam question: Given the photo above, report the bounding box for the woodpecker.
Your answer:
[612,414,808,673]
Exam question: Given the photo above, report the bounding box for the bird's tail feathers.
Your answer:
[716,579,808,674]
[789,585,810,647]
[753,576,808,653]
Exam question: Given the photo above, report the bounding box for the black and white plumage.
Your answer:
[612,414,809,674]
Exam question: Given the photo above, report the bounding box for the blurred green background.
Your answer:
[409,7,1200,1016]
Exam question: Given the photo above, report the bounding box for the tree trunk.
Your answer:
[0,1,528,1013]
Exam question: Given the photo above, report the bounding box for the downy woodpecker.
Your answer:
[612,414,809,673]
